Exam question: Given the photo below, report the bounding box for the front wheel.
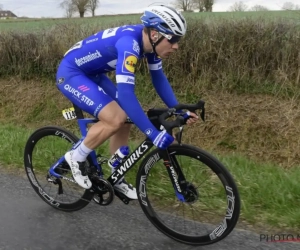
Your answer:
[136,144,240,245]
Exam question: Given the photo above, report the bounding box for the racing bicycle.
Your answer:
[24,99,240,245]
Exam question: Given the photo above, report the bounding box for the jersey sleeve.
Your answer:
[115,36,158,137]
[145,53,178,108]
[115,36,139,85]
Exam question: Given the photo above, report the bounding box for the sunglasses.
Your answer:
[159,32,181,44]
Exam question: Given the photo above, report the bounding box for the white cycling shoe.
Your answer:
[64,151,92,189]
[114,179,138,200]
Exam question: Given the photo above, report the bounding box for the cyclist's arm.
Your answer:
[146,53,178,108]
[115,36,158,136]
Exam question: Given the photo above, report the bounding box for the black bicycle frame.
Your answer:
[69,103,193,199]
[106,139,153,185]
[106,138,187,201]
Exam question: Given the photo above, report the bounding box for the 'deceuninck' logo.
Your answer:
[75,50,102,66]
[260,234,300,243]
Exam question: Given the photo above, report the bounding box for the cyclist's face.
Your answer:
[155,34,179,59]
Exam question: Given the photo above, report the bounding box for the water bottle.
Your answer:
[108,146,130,169]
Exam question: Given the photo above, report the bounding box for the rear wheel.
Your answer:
[136,144,240,245]
[24,126,94,211]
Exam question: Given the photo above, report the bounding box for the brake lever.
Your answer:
[174,116,185,144]
[200,107,205,122]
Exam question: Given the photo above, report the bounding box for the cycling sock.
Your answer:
[72,142,93,162]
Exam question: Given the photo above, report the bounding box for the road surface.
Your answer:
[0,166,298,250]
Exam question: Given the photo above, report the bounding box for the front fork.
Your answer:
[160,148,187,202]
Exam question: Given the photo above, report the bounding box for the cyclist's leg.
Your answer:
[56,66,126,189]
[90,74,136,199]
[57,76,127,150]
[109,124,132,155]
[92,74,132,156]
[57,69,136,198]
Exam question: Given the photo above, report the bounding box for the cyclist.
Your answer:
[56,5,198,199]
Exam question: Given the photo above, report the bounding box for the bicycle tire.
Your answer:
[136,144,240,245]
[24,126,94,211]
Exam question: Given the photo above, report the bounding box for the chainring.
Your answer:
[90,176,114,206]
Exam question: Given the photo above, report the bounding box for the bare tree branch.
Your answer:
[72,0,90,17]
[192,0,215,12]
[282,2,295,10]
[59,0,91,18]
[250,5,269,11]
[59,0,76,18]
[204,0,214,12]
[228,1,248,12]
[282,2,300,10]
[193,0,205,12]
[172,0,196,12]
[87,0,100,17]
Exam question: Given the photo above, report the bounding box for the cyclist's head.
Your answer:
[141,5,187,37]
[141,5,187,57]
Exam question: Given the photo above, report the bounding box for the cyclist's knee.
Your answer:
[110,115,127,130]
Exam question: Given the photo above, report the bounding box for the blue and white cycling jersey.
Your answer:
[56,24,178,137]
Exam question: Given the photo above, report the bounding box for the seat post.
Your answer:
[73,104,84,119]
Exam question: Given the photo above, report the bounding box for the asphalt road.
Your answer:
[0,166,298,250]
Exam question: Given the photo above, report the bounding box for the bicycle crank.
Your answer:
[114,189,130,205]
[90,176,114,206]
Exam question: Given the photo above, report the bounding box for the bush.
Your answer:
[0,18,299,94]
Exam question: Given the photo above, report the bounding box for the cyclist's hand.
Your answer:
[182,111,199,125]
[150,130,174,149]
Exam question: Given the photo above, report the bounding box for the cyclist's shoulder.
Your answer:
[117,24,144,36]
[115,25,143,44]
[93,24,143,41]
[112,25,143,58]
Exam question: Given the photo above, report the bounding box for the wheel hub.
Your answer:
[183,183,199,204]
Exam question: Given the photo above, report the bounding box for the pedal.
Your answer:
[96,154,109,165]
[47,173,56,183]
[47,177,54,183]
[46,173,63,194]
[114,189,130,205]
[86,165,98,175]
